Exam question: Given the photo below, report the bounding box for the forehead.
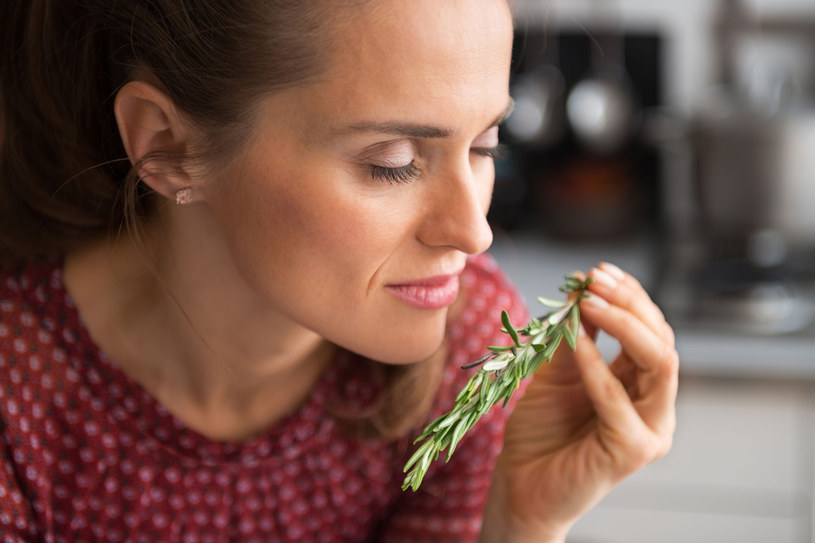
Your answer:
[314,0,514,124]
[339,0,513,61]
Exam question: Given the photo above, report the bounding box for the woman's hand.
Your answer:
[481,262,679,542]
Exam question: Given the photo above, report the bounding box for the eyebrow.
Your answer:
[345,98,515,139]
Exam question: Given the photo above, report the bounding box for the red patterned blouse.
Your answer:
[0,253,529,542]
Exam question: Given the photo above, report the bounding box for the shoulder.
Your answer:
[0,256,68,338]
[0,259,81,536]
[0,256,65,308]
[0,257,75,394]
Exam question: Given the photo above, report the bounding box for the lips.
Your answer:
[384,274,461,309]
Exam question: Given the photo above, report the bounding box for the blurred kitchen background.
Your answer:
[487,0,815,541]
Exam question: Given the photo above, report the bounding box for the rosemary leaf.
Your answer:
[569,304,581,346]
[401,274,593,492]
[564,320,577,351]
[501,310,521,346]
[537,296,567,308]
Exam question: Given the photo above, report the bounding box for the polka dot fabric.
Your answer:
[0,253,529,542]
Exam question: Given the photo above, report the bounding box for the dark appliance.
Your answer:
[490,24,664,242]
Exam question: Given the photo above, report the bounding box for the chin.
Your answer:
[348,322,447,366]
[375,344,444,366]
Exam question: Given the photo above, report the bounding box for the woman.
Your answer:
[0,0,678,541]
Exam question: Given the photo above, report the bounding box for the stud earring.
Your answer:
[175,187,193,205]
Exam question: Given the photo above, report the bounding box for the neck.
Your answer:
[64,207,333,441]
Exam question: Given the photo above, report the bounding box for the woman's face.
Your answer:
[202,0,514,364]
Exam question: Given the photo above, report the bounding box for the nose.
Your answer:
[416,160,494,255]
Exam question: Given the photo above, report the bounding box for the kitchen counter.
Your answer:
[488,232,815,381]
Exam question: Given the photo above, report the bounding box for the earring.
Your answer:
[175,187,193,205]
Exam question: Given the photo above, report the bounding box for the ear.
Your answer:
[114,80,198,203]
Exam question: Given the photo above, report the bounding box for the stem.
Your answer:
[401,275,593,492]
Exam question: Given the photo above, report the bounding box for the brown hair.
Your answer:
[0,0,442,441]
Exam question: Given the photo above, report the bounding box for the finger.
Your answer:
[571,328,648,445]
[573,332,672,473]
[580,295,679,432]
[609,354,639,397]
[567,271,601,340]
[588,263,667,339]
[580,319,600,343]
[581,297,678,383]
[588,263,672,344]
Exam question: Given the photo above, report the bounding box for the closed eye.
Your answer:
[472,143,507,160]
[369,162,422,184]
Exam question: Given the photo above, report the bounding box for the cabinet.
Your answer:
[567,377,815,543]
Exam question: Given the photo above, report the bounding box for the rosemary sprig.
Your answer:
[401,275,593,492]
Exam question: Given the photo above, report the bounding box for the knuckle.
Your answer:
[646,432,674,463]
[637,434,672,466]
[650,417,677,461]
[613,418,677,472]
[617,433,653,471]
[624,273,644,292]
[663,320,676,344]
[618,309,637,330]
[662,344,681,377]
[610,418,677,475]
[614,284,632,305]
[658,433,675,459]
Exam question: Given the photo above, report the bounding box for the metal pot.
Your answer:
[565,0,638,155]
[567,63,637,154]
[692,104,815,251]
[504,66,566,148]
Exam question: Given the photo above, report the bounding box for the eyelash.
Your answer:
[368,144,506,185]
[370,162,422,185]
[472,143,507,160]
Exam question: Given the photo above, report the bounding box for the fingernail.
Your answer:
[582,292,609,308]
[578,324,588,337]
[590,268,618,289]
[599,262,625,281]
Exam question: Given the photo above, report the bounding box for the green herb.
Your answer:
[401,275,593,492]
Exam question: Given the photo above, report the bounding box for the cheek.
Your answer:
[210,159,411,297]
